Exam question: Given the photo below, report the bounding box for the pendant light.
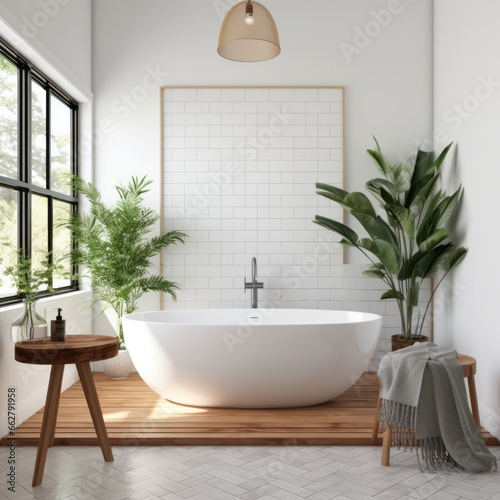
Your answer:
[217,0,280,62]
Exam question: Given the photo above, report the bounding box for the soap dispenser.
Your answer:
[51,308,66,342]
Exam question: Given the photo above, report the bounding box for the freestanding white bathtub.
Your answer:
[123,309,382,408]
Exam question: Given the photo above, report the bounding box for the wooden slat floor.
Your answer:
[2,372,498,447]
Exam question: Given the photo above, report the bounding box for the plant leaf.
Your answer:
[405,149,435,207]
[367,137,392,177]
[353,213,398,247]
[317,188,377,218]
[358,238,379,254]
[392,162,411,193]
[314,216,358,245]
[339,238,356,247]
[418,228,449,253]
[425,189,446,219]
[316,183,349,200]
[402,152,417,190]
[406,281,420,307]
[405,143,452,208]
[441,247,468,272]
[316,190,346,206]
[363,269,385,279]
[373,239,401,275]
[410,169,439,212]
[416,186,461,245]
[380,290,405,300]
[365,178,399,202]
[316,183,349,206]
[431,142,453,170]
[389,205,415,238]
[413,244,454,278]
[434,186,462,228]
[343,192,377,217]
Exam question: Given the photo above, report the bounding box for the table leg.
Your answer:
[467,374,481,430]
[381,426,392,466]
[48,367,64,448]
[76,362,114,462]
[371,384,382,443]
[32,364,65,487]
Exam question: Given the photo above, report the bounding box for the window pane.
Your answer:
[53,200,72,287]
[31,195,48,287]
[0,186,18,298]
[0,54,18,179]
[50,95,72,195]
[32,81,47,187]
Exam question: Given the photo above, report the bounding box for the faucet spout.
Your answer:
[244,256,264,309]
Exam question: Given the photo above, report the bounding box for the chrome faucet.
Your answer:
[244,257,264,309]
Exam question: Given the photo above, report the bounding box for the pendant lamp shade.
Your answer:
[217,1,280,62]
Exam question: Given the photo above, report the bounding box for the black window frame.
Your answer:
[0,37,79,306]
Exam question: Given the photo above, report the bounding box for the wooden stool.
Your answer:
[15,335,118,486]
[372,353,481,466]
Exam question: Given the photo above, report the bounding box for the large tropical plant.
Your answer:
[315,138,467,339]
[67,176,186,349]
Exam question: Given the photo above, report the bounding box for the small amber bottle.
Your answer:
[51,308,66,342]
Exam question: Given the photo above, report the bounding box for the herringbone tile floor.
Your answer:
[1,445,499,500]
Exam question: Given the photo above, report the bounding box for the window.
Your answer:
[0,38,78,304]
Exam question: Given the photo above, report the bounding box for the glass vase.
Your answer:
[10,300,48,343]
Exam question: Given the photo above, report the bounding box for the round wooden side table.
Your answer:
[15,335,119,487]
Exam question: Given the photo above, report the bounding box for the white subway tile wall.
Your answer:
[161,87,430,370]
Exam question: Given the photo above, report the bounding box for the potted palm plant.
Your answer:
[315,138,467,350]
[67,176,186,379]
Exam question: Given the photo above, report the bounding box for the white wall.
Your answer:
[433,0,500,439]
[92,0,433,326]
[0,0,91,92]
[92,0,434,199]
[0,0,93,435]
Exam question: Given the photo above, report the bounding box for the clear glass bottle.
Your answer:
[10,300,48,343]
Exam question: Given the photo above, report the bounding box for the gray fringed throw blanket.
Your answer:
[378,342,496,472]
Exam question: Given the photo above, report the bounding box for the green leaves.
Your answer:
[317,185,377,218]
[365,178,399,203]
[362,269,385,279]
[401,152,417,191]
[66,175,187,346]
[406,281,420,307]
[315,137,466,339]
[413,244,454,279]
[313,216,359,245]
[343,192,377,218]
[442,247,468,272]
[392,162,411,193]
[316,183,349,201]
[357,239,401,275]
[381,290,404,301]
[418,228,449,253]
[4,250,61,302]
[416,186,462,247]
[388,205,415,238]
[367,136,392,177]
[354,213,398,247]
[372,239,401,274]
[405,142,453,209]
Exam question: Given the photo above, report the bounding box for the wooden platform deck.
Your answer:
[2,372,498,447]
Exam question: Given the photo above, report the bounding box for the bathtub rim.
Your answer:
[123,308,383,328]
